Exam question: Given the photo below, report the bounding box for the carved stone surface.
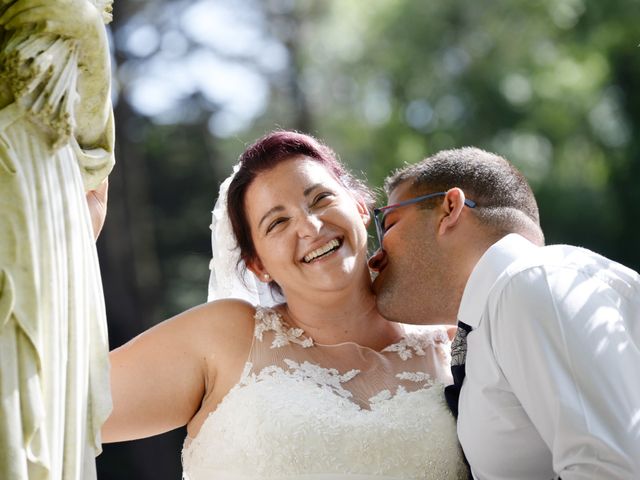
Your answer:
[0,1,114,478]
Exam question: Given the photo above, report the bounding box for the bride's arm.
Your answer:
[102,299,255,443]
[82,147,256,442]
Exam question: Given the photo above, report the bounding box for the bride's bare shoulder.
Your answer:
[177,298,257,336]
[137,299,257,356]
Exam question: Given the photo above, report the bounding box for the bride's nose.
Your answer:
[368,248,387,272]
[296,213,322,238]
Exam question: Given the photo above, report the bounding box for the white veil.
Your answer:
[208,164,284,306]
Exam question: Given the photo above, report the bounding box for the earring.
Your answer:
[263,273,270,281]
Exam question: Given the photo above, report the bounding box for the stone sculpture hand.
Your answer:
[0,0,112,147]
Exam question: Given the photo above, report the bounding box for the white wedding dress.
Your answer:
[182,307,468,479]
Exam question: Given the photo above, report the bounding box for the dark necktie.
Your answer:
[444,320,472,418]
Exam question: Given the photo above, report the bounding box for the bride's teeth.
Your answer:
[304,239,340,263]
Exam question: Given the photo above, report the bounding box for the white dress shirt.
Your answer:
[457,234,640,479]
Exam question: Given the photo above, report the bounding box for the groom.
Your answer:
[368,147,640,479]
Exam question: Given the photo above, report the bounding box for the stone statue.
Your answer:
[0,1,114,478]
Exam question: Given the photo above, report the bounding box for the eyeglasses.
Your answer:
[373,191,476,248]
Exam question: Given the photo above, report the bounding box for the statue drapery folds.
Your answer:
[0,1,114,478]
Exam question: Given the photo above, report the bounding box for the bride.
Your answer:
[101,131,468,479]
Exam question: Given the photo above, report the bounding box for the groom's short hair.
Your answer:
[386,147,544,245]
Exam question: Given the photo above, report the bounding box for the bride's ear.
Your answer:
[355,196,371,227]
[247,257,271,283]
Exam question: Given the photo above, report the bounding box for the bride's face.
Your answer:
[244,156,371,298]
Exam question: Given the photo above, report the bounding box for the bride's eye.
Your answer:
[311,191,334,207]
[266,217,288,234]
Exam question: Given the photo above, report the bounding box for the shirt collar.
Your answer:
[458,233,537,329]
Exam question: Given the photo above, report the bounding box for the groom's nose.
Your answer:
[368,248,387,272]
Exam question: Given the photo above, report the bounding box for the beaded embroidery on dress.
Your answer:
[182,307,468,479]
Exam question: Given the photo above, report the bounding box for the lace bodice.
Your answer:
[182,307,467,479]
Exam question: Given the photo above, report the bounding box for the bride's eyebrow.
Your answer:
[303,183,323,196]
[258,206,285,230]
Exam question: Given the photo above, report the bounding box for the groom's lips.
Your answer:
[372,270,384,292]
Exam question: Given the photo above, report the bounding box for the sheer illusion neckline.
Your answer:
[258,306,438,353]
[254,306,450,359]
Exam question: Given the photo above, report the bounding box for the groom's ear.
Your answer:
[438,188,466,236]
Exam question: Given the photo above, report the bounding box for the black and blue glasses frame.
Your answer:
[373,191,477,248]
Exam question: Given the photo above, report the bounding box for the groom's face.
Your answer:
[370,181,451,325]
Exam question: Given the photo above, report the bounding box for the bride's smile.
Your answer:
[302,237,343,263]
